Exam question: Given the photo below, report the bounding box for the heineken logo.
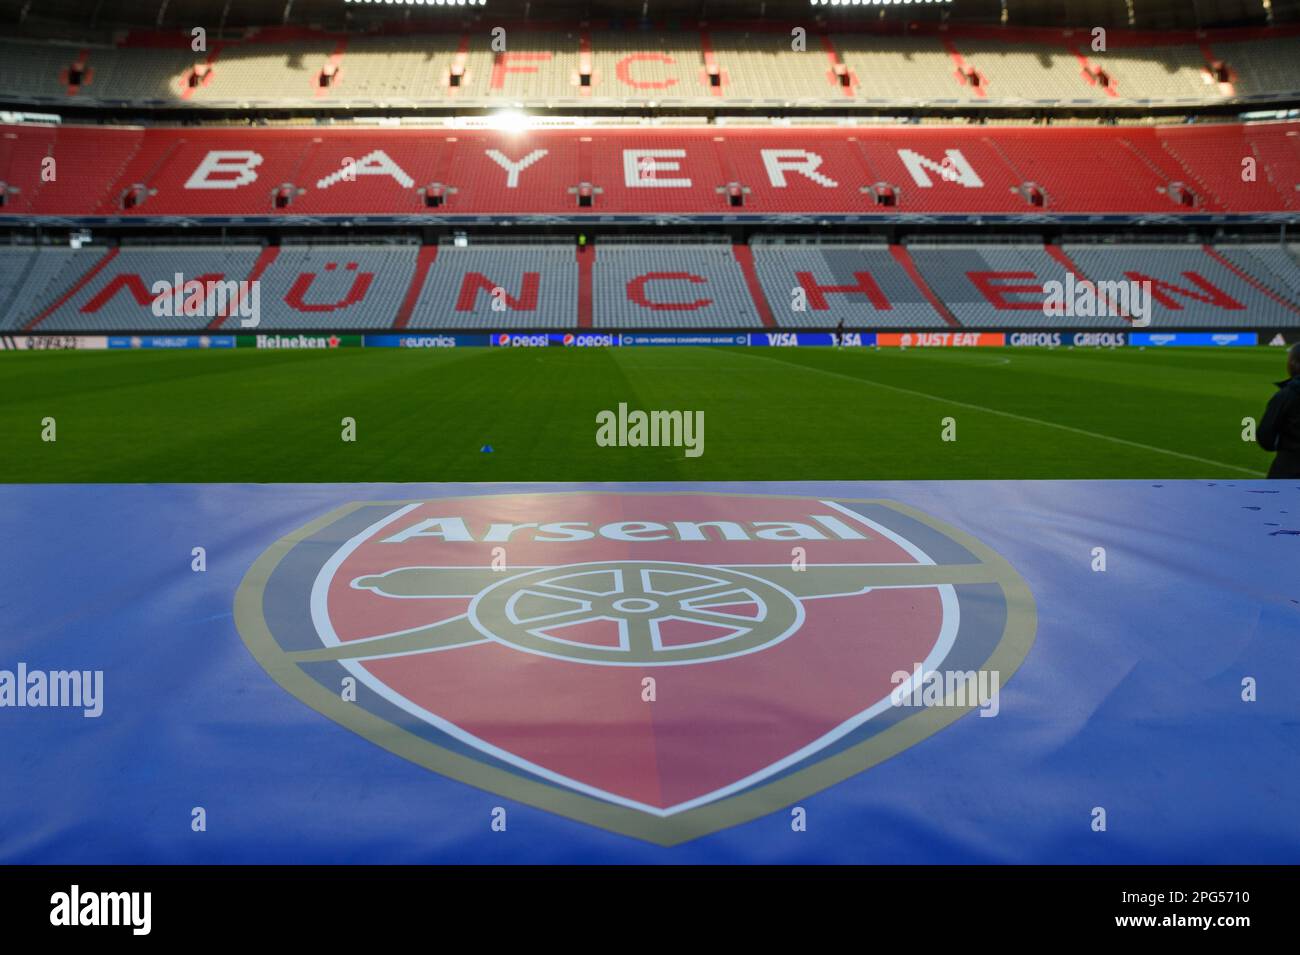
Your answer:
[252,334,342,348]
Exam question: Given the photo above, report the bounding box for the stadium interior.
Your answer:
[1,0,1298,336]
[4,0,1300,901]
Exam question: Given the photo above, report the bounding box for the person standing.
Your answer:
[1258,343,1300,478]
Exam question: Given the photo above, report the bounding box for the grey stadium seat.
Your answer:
[410,245,577,329]
[752,244,944,328]
[908,245,1076,328]
[593,245,758,328]
[1063,244,1297,328]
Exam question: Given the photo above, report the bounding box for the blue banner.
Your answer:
[1007,332,1130,348]
[486,333,618,347]
[1130,332,1258,347]
[491,333,555,347]
[618,333,751,347]
[107,335,236,349]
[0,481,1295,864]
[555,333,616,347]
[747,332,877,347]
[364,334,490,348]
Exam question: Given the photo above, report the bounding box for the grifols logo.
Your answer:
[236,492,1035,845]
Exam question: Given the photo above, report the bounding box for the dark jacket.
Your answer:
[1258,375,1300,478]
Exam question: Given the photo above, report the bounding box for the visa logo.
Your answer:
[765,333,800,346]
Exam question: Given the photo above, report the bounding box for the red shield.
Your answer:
[236,491,1035,844]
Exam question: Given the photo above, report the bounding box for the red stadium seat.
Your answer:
[7,122,1295,219]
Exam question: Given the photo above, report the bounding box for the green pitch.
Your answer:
[0,345,1284,482]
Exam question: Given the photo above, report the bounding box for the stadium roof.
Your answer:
[1,0,1297,33]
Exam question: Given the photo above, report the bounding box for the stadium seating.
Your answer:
[322,35,465,104]
[0,247,37,319]
[1215,245,1300,303]
[84,46,200,104]
[1062,244,1300,327]
[4,122,1296,220]
[832,36,967,102]
[409,245,577,329]
[950,40,1098,103]
[9,245,260,332]
[586,30,707,104]
[4,26,1300,108]
[751,243,945,328]
[0,244,427,331]
[5,241,1295,332]
[188,40,343,105]
[592,244,758,328]
[1206,35,1300,98]
[466,31,587,101]
[1086,46,1214,101]
[0,246,110,330]
[702,31,840,102]
[235,244,418,331]
[907,245,1072,328]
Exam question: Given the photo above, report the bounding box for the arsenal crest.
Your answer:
[235,492,1036,845]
